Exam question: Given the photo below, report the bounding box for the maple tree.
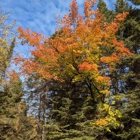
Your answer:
[16,0,131,100]
[14,0,133,139]
[0,0,139,139]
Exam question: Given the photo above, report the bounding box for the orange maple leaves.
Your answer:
[18,27,44,47]
[78,62,98,71]
[15,0,132,90]
[69,0,78,23]
[84,0,96,17]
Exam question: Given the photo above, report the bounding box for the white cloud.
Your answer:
[0,0,116,36]
[0,0,117,56]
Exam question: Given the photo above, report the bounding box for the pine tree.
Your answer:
[117,1,140,139]
[0,8,38,140]
[97,0,115,22]
[98,0,140,139]
[16,0,132,139]
[129,0,140,5]
[0,77,37,140]
[0,7,16,86]
[45,78,98,140]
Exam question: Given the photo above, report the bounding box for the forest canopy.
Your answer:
[0,0,140,139]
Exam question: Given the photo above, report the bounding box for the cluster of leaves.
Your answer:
[0,7,16,86]
[14,0,136,139]
[1,0,139,139]
[0,8,38,140]
[98,0,140,139]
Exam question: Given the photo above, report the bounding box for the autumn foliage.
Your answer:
[16,0,131,88]
[14,0,133,132]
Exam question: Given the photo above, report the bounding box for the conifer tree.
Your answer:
[117,1,140,139]
[0,8,38,140]
[0,77,37,140]
[97,0,115,22]
[16,0,132,139]
[129,0,140,5]
[98,0,140,139]
[0,7,16,86]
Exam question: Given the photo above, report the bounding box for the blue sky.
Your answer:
[0,0,117,57]
[0,0,139,50]
[0,0,116,37]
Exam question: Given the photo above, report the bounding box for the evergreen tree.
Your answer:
[45,78,98,140]
[0,78,37,140]
[0,7,16,86]
[129,0,140,5]
[98,0,140,139]
[117,1,140,139]
[0,8,38,140]
[14,0,134,139]
[97,0,115,22]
